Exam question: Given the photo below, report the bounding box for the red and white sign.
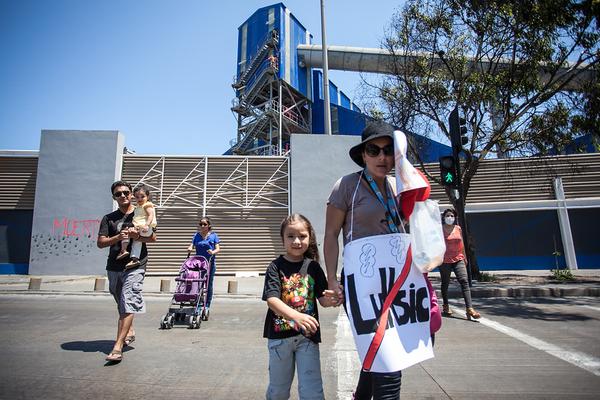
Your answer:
[343,233,434,373]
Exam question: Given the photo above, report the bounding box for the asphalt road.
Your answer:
[0,295,599,399]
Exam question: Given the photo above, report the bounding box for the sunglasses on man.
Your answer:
[113,190,131,198]
[364,143,394,157]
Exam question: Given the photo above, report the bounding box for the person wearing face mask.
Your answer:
[440,208,481,320]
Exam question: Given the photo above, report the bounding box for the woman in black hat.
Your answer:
[324,121,404,399]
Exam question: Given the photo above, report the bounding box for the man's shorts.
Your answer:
[107,268,146,315]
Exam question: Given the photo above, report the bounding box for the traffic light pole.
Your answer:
[452,151,473,286]
[449,106,477,285]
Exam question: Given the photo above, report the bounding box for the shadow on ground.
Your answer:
[61,340,132,355]
[471,298,595,322]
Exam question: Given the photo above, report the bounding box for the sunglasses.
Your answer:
[364,143,394,157]
[113,190,131,197]
[199,223,209,227]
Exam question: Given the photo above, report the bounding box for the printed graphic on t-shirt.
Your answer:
[274,273,315,333]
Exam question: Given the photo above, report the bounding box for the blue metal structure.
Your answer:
[230,3,312,155]
[229,2,450,162]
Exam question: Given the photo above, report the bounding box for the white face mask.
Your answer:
[444,216,455,225]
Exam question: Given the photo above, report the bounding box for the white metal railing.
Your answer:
[124,155,289,210]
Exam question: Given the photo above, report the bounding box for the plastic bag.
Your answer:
[410,200,446,273]
[393,130,428,195]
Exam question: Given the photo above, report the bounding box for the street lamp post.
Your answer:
[320,0,332,135]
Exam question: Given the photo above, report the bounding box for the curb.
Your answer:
[1,288,598,298]
[0,290,261,299]
[447,286,600,298]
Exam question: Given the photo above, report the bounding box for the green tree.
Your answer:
[367,0,599,274]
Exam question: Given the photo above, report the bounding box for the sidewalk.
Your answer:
[0,269,598,297]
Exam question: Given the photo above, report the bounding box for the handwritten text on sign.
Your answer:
[343,233,433,373]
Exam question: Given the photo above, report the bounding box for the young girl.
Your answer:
[120,185,157,269]
[262,213,338,400]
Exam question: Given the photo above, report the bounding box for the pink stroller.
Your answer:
[160,255,210,329]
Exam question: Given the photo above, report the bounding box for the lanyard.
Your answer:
[363,169,400,233]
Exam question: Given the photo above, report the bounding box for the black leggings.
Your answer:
[439,260,472,308]
[354,370,402,400]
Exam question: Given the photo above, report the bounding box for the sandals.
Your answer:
[124,258,140,270]
[124,335,135,346]
[105,349,123,362]
[442,304,453,316]
[105,334,135,362]
[466,307,481,320]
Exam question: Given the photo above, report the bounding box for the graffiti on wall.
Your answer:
[30,217,100,262]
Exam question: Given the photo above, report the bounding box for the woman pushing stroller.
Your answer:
[187,217,220,320]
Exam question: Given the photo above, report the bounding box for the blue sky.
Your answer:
[0,0,402,155]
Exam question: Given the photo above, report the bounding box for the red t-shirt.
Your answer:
[443,225,466,264]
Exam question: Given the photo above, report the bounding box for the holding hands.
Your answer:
[327,278,345,307]
[320,289,343,307]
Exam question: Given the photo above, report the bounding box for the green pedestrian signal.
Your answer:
[444,172,454,184]
[439,156,458,188]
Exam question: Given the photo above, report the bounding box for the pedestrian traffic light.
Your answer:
[449,107,468,153]
[439,156,458,188]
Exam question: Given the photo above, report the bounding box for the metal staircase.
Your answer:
[230,29,311,156]
[232,30,279,90]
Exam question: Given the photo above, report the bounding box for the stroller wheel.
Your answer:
[189,315,200,329]
[166,314,174,329]
[160,314,170,330]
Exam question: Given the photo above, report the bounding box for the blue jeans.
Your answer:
[266,336,324,400]
[206,259,216,307]
[354,370,402,400]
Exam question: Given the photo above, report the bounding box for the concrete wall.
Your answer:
[290,134,360,260]
[28,130,124,275]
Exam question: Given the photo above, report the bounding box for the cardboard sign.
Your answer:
[343,233,434,373]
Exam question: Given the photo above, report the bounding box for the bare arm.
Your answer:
[208,243,221,255]
[97,231,128,249]
[144,204,155,227]
[266,297,319,335]
[323,204,346,302]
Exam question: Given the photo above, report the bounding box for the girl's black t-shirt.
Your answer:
[262,255,327,343]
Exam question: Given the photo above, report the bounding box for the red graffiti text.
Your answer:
[52,218,101,238]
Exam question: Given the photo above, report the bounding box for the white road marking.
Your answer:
[335,308,360,400]
[450,304,600,377]
[578,305,600,312]
[549,297,600,312]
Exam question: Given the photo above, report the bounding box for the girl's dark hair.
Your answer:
[442,208,457,223]
[280,213,320,263]
[133,184,151,200]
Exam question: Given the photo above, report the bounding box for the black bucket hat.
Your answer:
[349,121,395,167]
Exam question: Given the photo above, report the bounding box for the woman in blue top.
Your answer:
[187,217,220,320]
